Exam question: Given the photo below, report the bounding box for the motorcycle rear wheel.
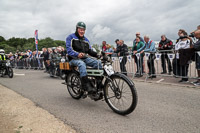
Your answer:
[66,72,83,99]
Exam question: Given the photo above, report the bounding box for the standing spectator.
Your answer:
[105,44,114,53]
[17,52,23,69]
[174,29,191,83]
[132,37,145,77]
[115,39,120,48]
[113,39,119,56]
[28,49,32,58]
[141,35,156,78]
[41,48,49,72]
[9,52,15,67]
[32,51,38,69]
[24,50,29,69]
[102,41,107,52]
[133,32,145,73]
[192,29,200,86]
[115,40,129,75]
[28,49,32,68]
[158,35,173,74]
[37,51,43,70]
[133,32,144,43]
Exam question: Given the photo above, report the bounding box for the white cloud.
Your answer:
[91,25,111,39]
[0,0,199,46]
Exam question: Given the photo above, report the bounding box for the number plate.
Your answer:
[104,65,114,76]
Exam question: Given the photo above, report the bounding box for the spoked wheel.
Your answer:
[104,73,137,115]
[66,72,83,99]
[7,67,13,78]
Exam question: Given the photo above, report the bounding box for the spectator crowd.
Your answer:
[100,25,200,86]
[2,25,200,86]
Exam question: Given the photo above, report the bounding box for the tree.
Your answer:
[4,45,16,54]
[6,37,27,49]
[38,37,57,50]
[0,43,7,49]
[27,38,35,43]
[23,42,35,51]
[54,40,65,47]
[0,36,68,52]
[17,45,22,52]
[0,36,6,42]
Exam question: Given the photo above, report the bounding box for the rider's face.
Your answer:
[77,28,85,37]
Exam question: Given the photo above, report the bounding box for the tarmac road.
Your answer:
[0,69,200,133]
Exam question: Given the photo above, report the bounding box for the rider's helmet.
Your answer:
[0,49,5,55]
[76,22,86,30]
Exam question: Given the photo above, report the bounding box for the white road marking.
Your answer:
[156,79,164,83]
[14,73,25,76]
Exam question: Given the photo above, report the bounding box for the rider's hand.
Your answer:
[97,54,101,59]
[78,53,85,58]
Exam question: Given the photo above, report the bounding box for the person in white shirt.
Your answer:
[174,29,191,83]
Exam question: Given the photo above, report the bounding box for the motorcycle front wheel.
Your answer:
[66,72,83,99]
[104,73,137,115]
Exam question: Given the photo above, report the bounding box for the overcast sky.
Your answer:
[0,0,199,46]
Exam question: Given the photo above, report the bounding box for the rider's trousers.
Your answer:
[69,57,102,77]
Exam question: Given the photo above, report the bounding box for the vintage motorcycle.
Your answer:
[59,58,68,80]
[64,52,138,115]
[0,60,13,78]
[49,58,61,77]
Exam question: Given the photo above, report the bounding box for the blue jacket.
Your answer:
[66,33,97,59]
[105,48,114,53]
[144,40,156,52]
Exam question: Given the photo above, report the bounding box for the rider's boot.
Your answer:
[81,76,96,94]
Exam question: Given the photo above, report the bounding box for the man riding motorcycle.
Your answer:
[66,21,102,94]
[49,47,60,77]
[0,49,13,78]
[0,49,7,65]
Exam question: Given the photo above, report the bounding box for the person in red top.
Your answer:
[102,41,107,52]
[158,35,173,74]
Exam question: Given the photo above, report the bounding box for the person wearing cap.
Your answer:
[133,32,144,43]
[66,21,102,94]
